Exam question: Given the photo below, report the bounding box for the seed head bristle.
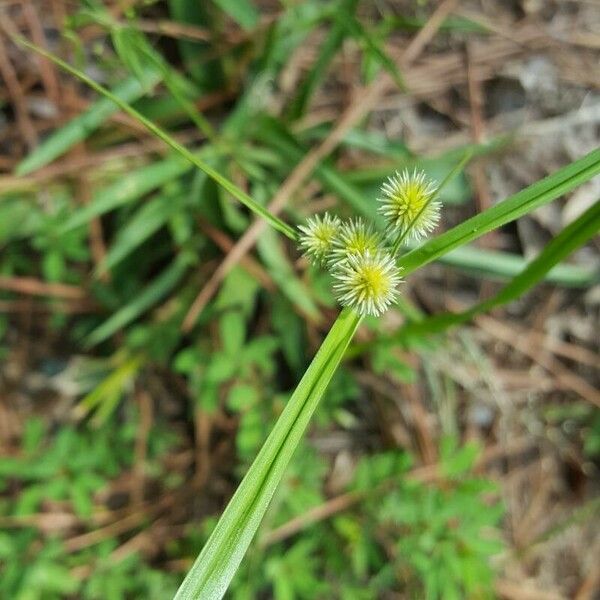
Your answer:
[378,169,440,241]
[297,212,341,265]
[331,249,402,317]
[329,217,382,265]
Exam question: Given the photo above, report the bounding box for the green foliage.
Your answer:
[0,528,177,600]
[0,417,134,517]
[0,412,178,599]
[174,308,362,599]
[0,534,79,600]
[2,2,597,598]
[79,545,178,599]
[226,442,503,600]
[0,530,178,600]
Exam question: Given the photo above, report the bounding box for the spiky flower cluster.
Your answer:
[332,249,401,317]
[329,218,381,264]
[298,169,439,317]
[378,169,440,241]
[298,213,341,265]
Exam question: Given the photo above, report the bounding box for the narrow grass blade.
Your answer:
[398,148,600,276]
[337,11,405,90]
[256,227,321,322]
[168,0,224,88]
[287,0,359,119]
[16,70,162,176]
[110,21,216,139]
[15,37,297,241]
[436,244,598,287]
[86,254,191,346]
[174,308,362,600]
[77,354,144,421]
[61,155,193,232]
[399,199,600,338]
[97,193,183,275]
[213,0,259,30]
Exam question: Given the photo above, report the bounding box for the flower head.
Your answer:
[331,249,402,317]
[378,169,440,241]
[298,212,341,265]
[329,217,382,264]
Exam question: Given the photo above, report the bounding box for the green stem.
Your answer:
[174,308,362,600]
[14,35,297,241]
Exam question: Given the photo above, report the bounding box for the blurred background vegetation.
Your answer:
[0,0,599,598]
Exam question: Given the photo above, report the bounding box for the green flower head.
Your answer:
[329,217,382,265]
[378,169,440,241]
[331,248,402,317]
[298,212,341,265]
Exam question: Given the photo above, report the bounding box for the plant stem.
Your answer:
[13,35,297,241]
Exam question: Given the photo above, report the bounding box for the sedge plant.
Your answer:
[174,161,600,599]
[11,34,600,600]
[176,169,446,599]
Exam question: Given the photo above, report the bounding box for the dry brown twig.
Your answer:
[0,14,38,148]
[0,275,87,299]
[262,436,532,547]
[476,315,600,409]
[22,0,60,103]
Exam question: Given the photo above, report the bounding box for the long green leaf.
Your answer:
[16,70,162,176]
[287,0,359,119]
[86,254,191,346]
[437,244,598,287]
[98,193,183,275]
[398,148,600,276]
[15,37,297,241]
[109,18,217,140]
[398,199,600,338]
[174,308,362,600]
[213,0,259,30]
[61,154,193,231]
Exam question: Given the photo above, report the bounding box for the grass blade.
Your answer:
[174,308,362,600]
[97,193,183,275]
[398,148,600,276]
[398,199,600,338]
[14,37,297,241]
[168,0,224,88]
[287,0,359,119]
[16,70,162,176]
[337,11,405,90]
[60,155,194,231]
[436,244,598,287]
[212,0,259,30]
[109,18,217,140]
[86,254,191,346]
